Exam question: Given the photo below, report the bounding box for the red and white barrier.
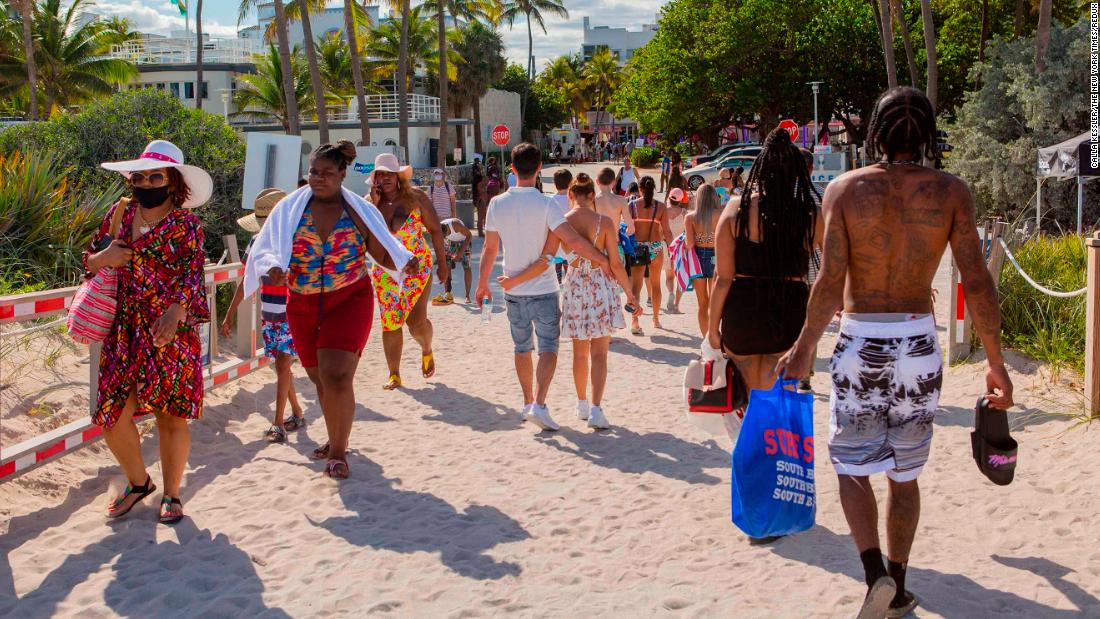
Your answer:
[0,263,267,483]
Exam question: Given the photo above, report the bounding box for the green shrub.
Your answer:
[0,89,246,261]
[0,151,124,289]
[999,235,1086,373]
[630,146,661,168]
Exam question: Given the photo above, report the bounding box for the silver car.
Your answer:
[684,156,756,190]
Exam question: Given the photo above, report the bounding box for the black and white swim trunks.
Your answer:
[828,315,943,482]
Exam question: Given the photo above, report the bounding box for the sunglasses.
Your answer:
[130,171,168,185]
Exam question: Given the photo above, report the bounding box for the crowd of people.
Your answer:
[77,87,1014,619]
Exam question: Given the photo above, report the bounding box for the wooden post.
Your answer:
[986,221,1008,292]
[88,342,101,414]
[1085,232,1100,419]
[223,234,256,357]
[206,283,218,361]
[947,256,972,363]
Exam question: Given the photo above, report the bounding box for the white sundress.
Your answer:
[560,217,626,340]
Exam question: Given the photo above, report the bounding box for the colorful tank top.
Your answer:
[288,205,368,295]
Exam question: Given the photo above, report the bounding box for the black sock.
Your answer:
[887,559,909,605]
[860,548,888,589]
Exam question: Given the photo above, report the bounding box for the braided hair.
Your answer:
[865,86,939,164]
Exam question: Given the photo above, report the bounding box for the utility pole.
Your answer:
[806,81,823,149]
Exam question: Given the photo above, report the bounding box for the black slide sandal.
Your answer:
[106,475,157,519]
[971,396,1018,486]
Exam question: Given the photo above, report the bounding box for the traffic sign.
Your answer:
[491,124,511,146]
[778,119,799,143]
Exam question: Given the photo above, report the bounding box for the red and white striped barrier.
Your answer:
[0,262,265,483]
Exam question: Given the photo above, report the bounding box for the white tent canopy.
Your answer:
[1035,131,1095,234]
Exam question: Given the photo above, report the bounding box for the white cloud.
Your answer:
[90,1,239,38]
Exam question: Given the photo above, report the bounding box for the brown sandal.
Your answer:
[310,443,330,460]
[323,457,349,480]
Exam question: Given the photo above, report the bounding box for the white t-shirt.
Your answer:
[485,187,567,296]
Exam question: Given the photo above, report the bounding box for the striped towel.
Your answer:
[670,234,704,292]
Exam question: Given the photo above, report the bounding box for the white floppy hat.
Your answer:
[368,152,413,186]
[101,140,214,209]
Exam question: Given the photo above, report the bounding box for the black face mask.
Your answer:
[132,185,172,208]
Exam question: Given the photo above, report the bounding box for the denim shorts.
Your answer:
[504,292,561,354]
[695,247,716,278]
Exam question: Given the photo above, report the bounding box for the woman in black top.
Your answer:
[707,128,823,392]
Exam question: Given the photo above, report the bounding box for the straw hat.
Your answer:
[237,188,286,233]
[368,152,412,186]
[101,140,213,208]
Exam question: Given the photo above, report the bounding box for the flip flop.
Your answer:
[323,457,349,480]
[282,414,305,431]
[264,424,287,443]
[630,326,644,336]
[422,352,436,378]
[106,475,157,519]
[310,443,330,460]
[158,496,184,525]
[971,396,1017,486]
[857,576,897,619]
[383,374,402,390]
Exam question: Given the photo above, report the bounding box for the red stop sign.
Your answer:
[778,119,799,143]
[491,124,511,146]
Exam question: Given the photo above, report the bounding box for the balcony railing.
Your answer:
[107,38,260,65]
[233,94,442,126]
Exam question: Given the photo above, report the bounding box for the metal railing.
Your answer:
[329,94,441,122]
[107,38,260,65]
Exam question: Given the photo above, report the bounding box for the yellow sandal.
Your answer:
[422,352,436,378]
[383,374,402,390]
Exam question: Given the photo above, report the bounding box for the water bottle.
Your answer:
[480,299,492,325]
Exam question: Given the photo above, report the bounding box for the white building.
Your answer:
[240,2,380,48]
[581,17,658,65]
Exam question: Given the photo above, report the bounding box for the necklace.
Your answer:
[879,159,923,166]
[136,207,168,235]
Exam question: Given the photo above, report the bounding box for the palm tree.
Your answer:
[101,16,141,45]
[235,44,339,131]
[875,0,898,88]
[435,0,450,166]
[343,0,371,145]
[19,0,37,120]
[889,0,917,86]
[1035,0,1052,73]
[397,0,410,159]
[919,0,937,111]
[451,20,505,153]
[317,33,353,105]
[501,0,568,137]
[978,0,990,63]
[0,0,137,115]
[195,0,203,112]
[238,0,299,135]
[583,48,622,140]
[283,0,330,142]
[363,6,458,92]
[541,54,587,131]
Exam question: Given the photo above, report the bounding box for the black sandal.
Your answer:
[264,424,287,444]
[283,414,305,431]
[106,475,157,519]
[159,496,184,525]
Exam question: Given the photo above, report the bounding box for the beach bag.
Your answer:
[730,375,816,538]
[67,199,129,345]
[685,358,747,413]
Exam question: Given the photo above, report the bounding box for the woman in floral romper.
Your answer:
[86,141,212,525]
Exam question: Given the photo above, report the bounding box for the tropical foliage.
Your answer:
[500,0,568,133]
[0,90,247,260]
[362,4,461,90]
[0,0,137,117]
[234,44,339,131]
[494,63,566,133]
[450,21,506,153]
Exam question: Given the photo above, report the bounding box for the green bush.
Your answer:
[999,235,1086,373]
[630,146,661,168]
[0,151,124,289]
[0,89,246,261]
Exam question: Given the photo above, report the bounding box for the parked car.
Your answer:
[690,143,762,167]
[684,156,756,190]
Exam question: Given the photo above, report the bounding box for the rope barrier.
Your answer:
[0,318,66,339]
[998,238,1087,298]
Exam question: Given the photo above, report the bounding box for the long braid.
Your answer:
[734,129,819,333]
[866,86,940,164]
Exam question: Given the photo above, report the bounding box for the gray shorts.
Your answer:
[504,292,561,354]
[828,315,943,482]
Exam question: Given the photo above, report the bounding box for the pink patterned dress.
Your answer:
[560,218,625,340]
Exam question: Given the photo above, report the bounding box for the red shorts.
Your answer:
[286,276,374,368]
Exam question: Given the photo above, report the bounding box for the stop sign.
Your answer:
[778,119,799,143]
[491,124,511,146]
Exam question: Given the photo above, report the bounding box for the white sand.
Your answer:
[1,170,1098,617]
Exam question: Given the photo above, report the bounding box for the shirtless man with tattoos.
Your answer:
[777,87,1014,619]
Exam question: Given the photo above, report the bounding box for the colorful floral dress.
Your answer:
[370,209,432,332]
[560,218,625,340]
[84,201,210,427]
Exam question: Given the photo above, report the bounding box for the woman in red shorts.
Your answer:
[243,141,416,479]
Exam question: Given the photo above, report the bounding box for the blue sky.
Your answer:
[91,1,664,71]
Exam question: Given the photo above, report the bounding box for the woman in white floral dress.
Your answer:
[497,174,639,429]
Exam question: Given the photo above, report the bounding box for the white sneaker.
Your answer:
[525,404,560,431]
[576,400,590,421]
[587,405,610,430]
[521,403,532,423]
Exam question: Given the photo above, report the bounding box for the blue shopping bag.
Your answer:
[730,376,816,538]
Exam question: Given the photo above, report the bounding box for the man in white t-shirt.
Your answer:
[476,143,610,430]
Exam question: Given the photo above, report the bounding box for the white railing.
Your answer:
[233,94,442,126]
[107,38,260,65]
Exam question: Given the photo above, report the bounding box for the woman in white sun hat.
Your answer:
[83,139,213,525]
[366,152,447,391]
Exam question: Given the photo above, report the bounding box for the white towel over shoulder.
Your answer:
[243,185,413,298]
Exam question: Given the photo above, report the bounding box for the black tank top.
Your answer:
[735,239,808,278]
